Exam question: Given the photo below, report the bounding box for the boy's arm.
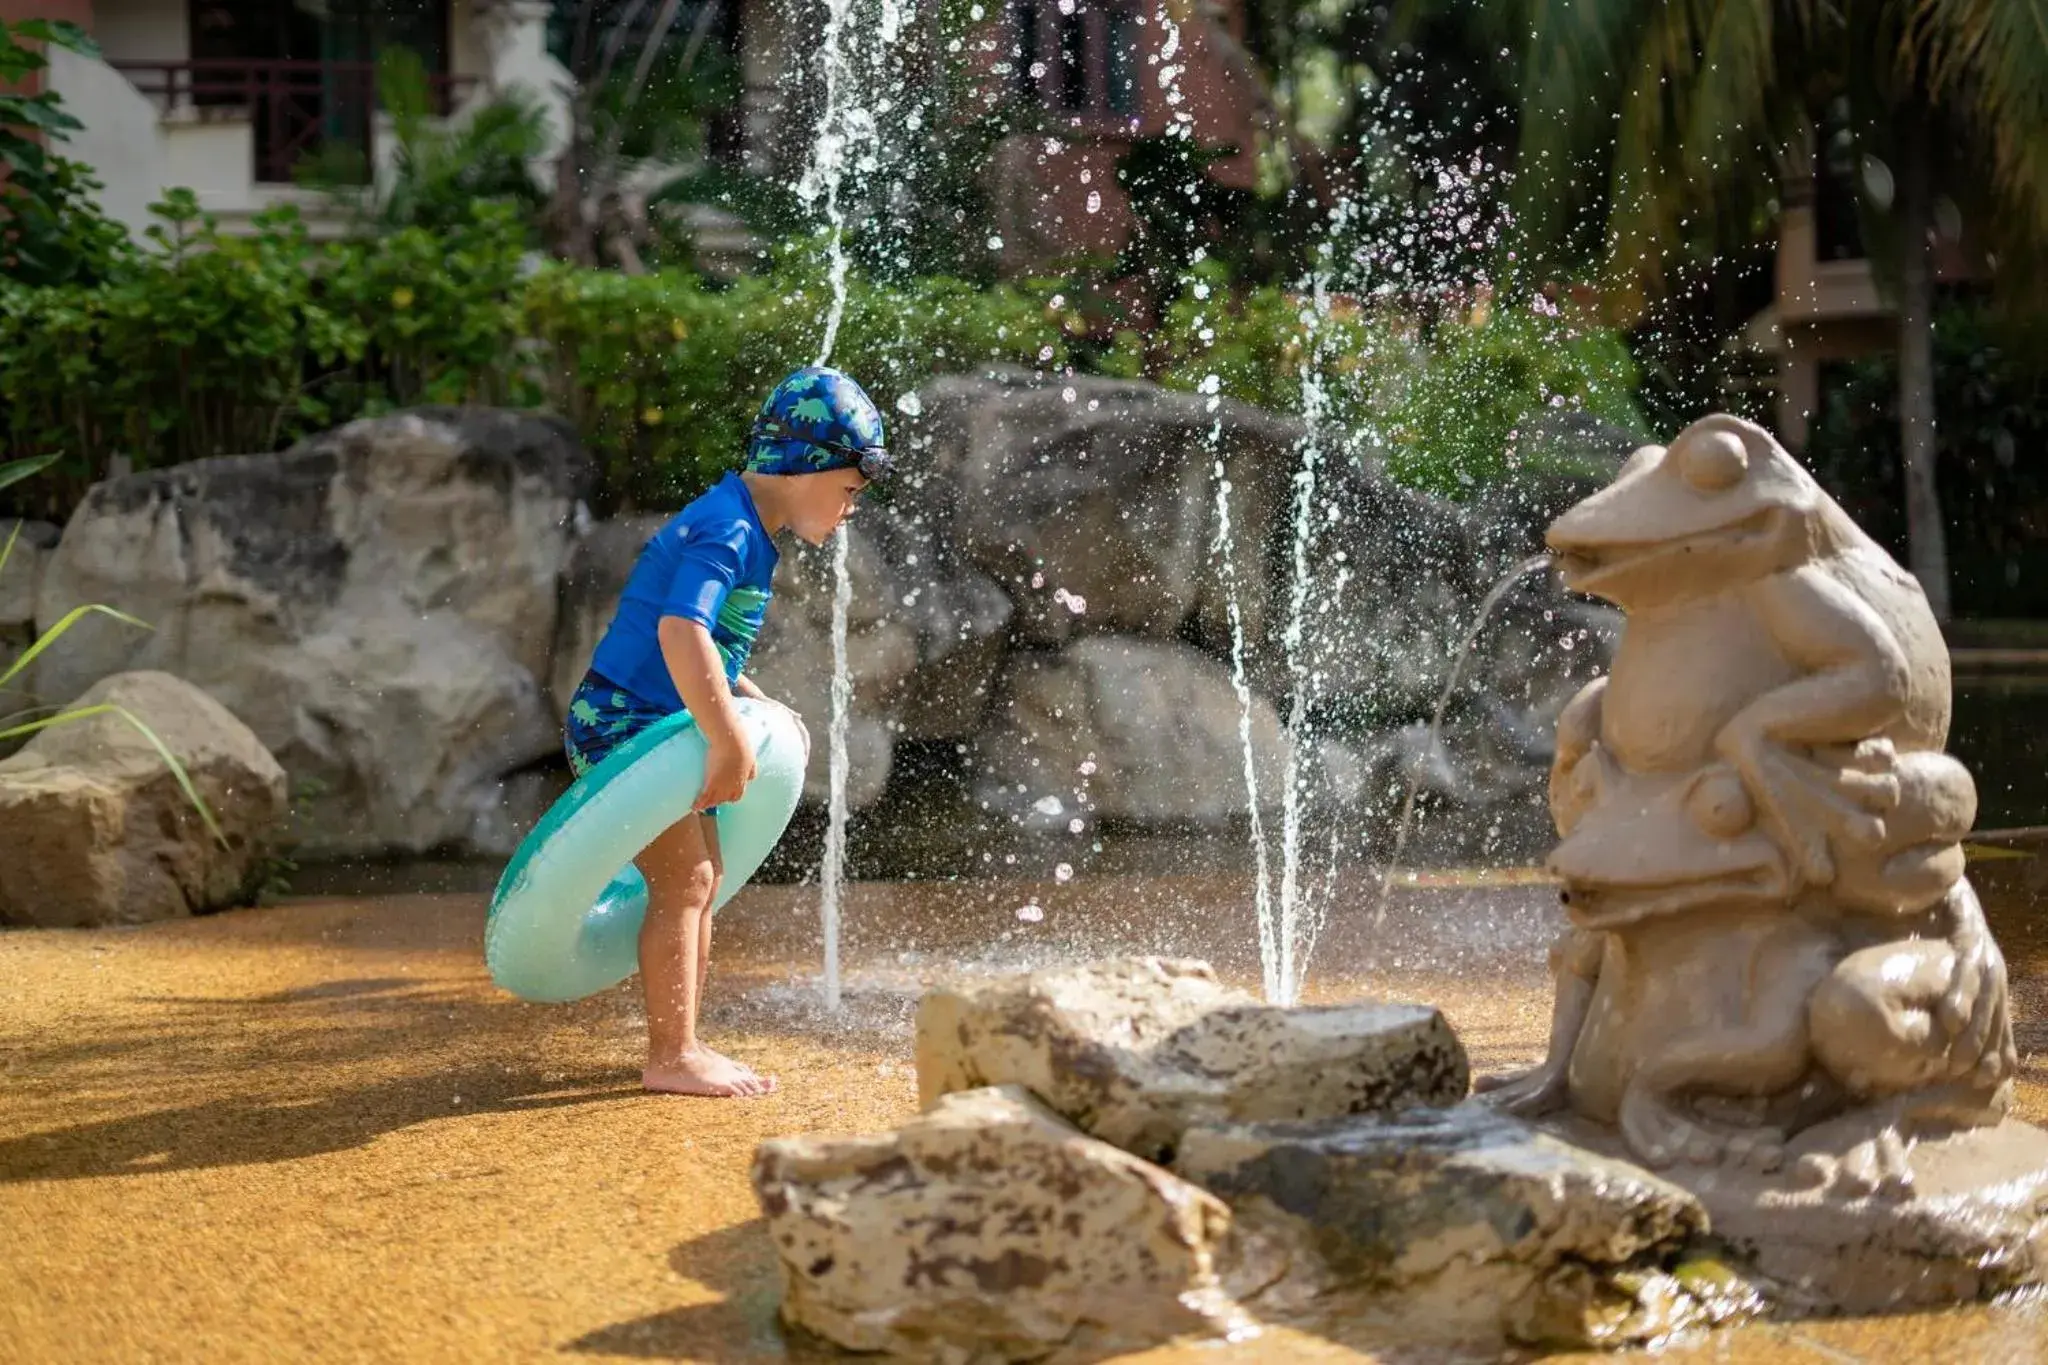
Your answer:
[732,674,767,701]
[657,615,756,809]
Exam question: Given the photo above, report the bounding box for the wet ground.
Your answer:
[2,859,2045,1363]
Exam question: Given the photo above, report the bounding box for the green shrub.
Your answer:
[524,262,1070,509]
[1116,263,1644,496]
[2,191,1639,519]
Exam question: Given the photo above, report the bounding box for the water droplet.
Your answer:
[1017,903,1045,922]
[1055,863,1074,882]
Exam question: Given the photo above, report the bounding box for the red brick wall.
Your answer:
[1,1,97,99]
[966,0,1265,270]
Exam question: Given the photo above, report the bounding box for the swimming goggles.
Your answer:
[751,419,894,482]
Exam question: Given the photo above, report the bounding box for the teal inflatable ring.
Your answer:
[486,698,808,1003]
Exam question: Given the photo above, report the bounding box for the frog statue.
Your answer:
[1478,414,2018,1198]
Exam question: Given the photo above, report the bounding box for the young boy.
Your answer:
[565,365,890,1097]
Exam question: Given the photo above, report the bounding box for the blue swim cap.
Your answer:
[745,366,891,480]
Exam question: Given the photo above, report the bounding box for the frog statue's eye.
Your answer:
[1673,428,1750,493]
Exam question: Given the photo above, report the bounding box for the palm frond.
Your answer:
[1907,0,2048,251]
[1511,0,1659,269]
[1683,0,1777,179]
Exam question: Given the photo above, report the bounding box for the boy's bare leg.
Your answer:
[691,820,772,1086]
[636,813,774,1097]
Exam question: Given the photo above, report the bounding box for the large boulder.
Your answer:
[753,1085,1244,1361]
[549,500,1011,809]
[896,372,1624,861]
[972,635,1292,827]
[0,518,55,681]
[548,510,663,719]
[0,671,287,927]
[915,957,1467,1164]
[745,528,918,810]
[31,409,589,856]
[1175,1103,1731,1348]
[903,370,1301,649]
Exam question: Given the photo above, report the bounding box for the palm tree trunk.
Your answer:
[1895,117,1951,620]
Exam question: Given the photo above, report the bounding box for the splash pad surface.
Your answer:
[2,866,2043,1361]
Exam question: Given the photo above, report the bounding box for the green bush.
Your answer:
[3,190,1640,519]
[524,261,1071,509]
[0,195,536,515]
[1111,263,1644,496]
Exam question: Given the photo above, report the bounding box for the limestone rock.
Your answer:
[752,1084,1243,1362]
[548,511,666,719]
[0,671,287,927]
[903,370,1300,649]
[31,408,588,856]
[0,518,55,681]
[972,636,1292,827]
[1647,1117,2048,1314]
[1177,1103,1720,1348]
[915,957,1467,1163]
[746,529,918,809]
[0,518,54,629]
[861,502,1014,742]
[550,500,1006,807]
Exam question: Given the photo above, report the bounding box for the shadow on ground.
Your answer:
[0,974,639,1181]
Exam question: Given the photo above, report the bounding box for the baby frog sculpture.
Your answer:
[1478,415,2016,1197]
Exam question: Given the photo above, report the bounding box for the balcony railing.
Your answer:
[110,60,477,185]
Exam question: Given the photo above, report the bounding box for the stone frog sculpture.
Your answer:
[1478,415,2016,1196]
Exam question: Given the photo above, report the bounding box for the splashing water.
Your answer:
[799,0,897,1010]
[819,528,855,1010]
[1374,553,1554,926]
[1209,444,1278,1000]
[1225,119,1513,1001]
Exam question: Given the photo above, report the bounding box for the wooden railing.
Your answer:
[109,60,476,185]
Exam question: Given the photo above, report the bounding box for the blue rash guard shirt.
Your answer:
[588,472,779,712]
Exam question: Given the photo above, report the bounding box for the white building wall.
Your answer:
[45,45,165,237]
[48,0,570,244]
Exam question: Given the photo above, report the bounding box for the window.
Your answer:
[1011,0,1143,119]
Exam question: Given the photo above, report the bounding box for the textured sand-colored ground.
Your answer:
[2,870,2043,1363]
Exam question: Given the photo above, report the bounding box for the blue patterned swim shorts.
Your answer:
[563,671,677,779]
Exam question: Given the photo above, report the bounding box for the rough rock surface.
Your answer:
[915,957,1467,1163]
[972,636,1293,827]
[0,671,287,927]
[31,409,588,856]
[547,501,1009,808]
[1177,1103,1727,1348]
[752,1084,1244,1362]
[1569,1116,2048,1315]
[745,529,918,809]
[547,511,665,719]
[906,370,1301,649]
[0,518,56,677]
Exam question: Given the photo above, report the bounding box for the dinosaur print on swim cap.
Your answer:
[745,366,887,476]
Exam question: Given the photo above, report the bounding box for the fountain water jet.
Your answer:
[797,0,896,1011]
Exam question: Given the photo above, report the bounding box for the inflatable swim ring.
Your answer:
[486,698,808,1003]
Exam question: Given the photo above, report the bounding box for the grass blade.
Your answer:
[0,702,227,847]
[0,454,60,495]
[0,603,153,692]
[0,517,18,580]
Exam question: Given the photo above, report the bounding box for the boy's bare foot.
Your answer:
[643,1047,779,1098]
[699,1045,771,1084]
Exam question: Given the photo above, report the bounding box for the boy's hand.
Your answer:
[697,731,758,811]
